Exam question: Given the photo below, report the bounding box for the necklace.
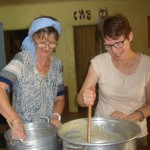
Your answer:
[36,55,50,77]
[122,76,127,85]
[36,60,47,76]
[119,72,128,86]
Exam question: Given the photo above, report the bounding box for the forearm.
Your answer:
[0,88,21,123]
[53,96,65,115]
[77,92,86,107]
[77,64,98,107]
[127,105,150,122]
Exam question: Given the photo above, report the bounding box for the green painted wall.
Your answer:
[0,0,150,112]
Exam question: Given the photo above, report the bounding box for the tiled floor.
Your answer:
[0,108,150,150]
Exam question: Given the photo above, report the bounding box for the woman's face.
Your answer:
[34,33,58,57]
[103,34,131,60]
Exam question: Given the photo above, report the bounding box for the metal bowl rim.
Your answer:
[57,117,141,146]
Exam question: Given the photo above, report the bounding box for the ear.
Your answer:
[129,31,133,42]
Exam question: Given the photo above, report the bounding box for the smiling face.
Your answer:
[104,32,133,61]
[99,14,133,61]
[104,35,127,52]
[32,26,59,57]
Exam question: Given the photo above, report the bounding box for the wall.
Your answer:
[0,0,150,112]
[0,23,6,70]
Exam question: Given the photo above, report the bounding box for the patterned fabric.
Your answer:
[0,51,64,123]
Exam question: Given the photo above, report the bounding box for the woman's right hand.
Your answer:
[82,86,96,107]
[11,119,27,141]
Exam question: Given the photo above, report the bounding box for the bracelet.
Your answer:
[136,110,144,122]
[7,117,21,129]
[51,113,61,121]
[10,117,20,123]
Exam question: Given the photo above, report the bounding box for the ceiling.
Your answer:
[0,0,139,5]
[0,0,86,6]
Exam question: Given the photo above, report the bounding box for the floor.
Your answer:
[0,108,150,149]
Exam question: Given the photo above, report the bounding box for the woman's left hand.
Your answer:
[110,111,127,119]
[50,117,62,128]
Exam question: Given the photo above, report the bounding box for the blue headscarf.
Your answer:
[21,18,62,60]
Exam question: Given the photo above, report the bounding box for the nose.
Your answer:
[44,44,50,50]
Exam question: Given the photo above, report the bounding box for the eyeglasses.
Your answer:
[104,36,126,52]
[36,41,58,49]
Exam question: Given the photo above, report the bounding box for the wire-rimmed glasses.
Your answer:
[36,41,58,49]
[104,36,126,52]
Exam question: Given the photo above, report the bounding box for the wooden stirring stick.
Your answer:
[87,105,92,143]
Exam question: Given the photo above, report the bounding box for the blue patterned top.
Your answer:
[0,51,64,123]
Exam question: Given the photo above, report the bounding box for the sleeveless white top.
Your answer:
[91,52,150,138]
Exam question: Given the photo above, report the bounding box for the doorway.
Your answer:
[4,29,28,63]
[73,25,100,112]
[74,25,99,92]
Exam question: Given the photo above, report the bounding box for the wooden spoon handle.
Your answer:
[87,105,92,143]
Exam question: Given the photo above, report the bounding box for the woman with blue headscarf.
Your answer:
[0,16,65,140]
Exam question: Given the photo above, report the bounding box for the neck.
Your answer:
[36,53,50,66]
[113,50,135,65]
[35,53,50,76]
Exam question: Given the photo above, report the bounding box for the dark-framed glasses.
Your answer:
[36,41,58,49]
[104,36,126,51]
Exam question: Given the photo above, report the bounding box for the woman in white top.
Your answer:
[77,13,150,145]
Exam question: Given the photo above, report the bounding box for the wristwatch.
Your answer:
[136,110,144,122]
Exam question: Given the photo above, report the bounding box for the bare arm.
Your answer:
[77,64,98,107]
[50,95,65,128]
[0,82,26,140]
[0,82,22,123]
[53,95,65,115]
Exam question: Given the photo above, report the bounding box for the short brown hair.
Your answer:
[99,13,132,41]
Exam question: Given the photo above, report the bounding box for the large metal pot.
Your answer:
[57,117,141,150]
[4,122,60,150]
